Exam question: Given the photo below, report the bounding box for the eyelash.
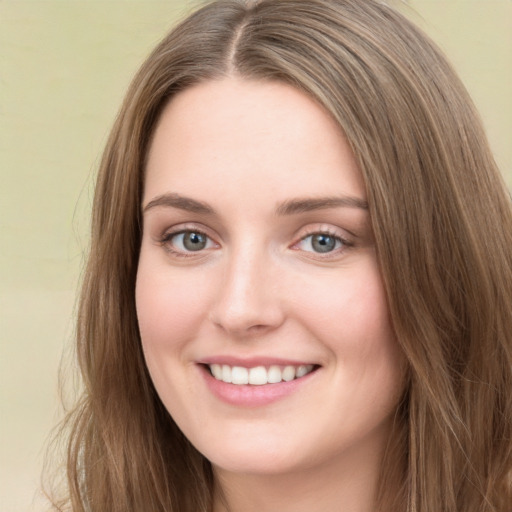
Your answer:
[159,227,215,258]
[293,229,353,258]
[158,226,353,259]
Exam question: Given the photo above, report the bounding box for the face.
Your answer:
[136,78,404,478]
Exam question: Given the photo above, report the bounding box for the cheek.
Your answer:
[135,259,212,354]
[292,259,404,394]
[135,259,214,415]
[292,259,394,349]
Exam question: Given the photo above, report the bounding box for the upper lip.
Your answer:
[197,356,319,368]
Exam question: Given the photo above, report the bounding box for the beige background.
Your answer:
[1,1,510,510]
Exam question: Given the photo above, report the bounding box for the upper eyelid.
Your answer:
[162,227,209,240]
[156,223,353,247]
[159,223,217,240]
[156,225,220,255]
[295,225,352,242]
[298,231,345,243]
[293,232,349,249]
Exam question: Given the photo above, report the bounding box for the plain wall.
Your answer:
[1,1,510,510]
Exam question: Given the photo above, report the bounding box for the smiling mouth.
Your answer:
[206,364,318,386]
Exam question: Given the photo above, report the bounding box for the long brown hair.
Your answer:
[48,1,512,510]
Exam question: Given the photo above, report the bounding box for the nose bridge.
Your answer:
[210,238,283,335]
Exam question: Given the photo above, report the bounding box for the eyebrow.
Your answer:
[275,196,368,215]
[143,193,214,214]
[142,193,368,215]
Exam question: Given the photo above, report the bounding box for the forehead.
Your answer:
[144,77,366,207]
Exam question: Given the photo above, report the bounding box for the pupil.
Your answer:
[184,232,206,251]
[312,234,335,253]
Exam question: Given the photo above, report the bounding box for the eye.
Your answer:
[296,233,344,254]
[165,230,215,253]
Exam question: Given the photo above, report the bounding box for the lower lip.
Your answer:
[200,365,318,407]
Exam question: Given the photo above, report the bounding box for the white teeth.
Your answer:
[222,365,232,383]
[296,365,309,378]
[282,365,296,381]
[209,363,314,385]
[248,366,267,385]
[210,364,222,380]
[267,365,282,384]
[231,366,249,384]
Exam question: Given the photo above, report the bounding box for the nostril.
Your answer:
[248,324,268,332]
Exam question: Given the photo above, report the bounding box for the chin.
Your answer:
[197,435,310,476]
[211,452,306,477]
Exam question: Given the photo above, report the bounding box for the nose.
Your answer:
[209,245,285,338]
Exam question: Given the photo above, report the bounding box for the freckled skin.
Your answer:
[136,78,405,511]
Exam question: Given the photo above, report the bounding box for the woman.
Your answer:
[49,0,512,510]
